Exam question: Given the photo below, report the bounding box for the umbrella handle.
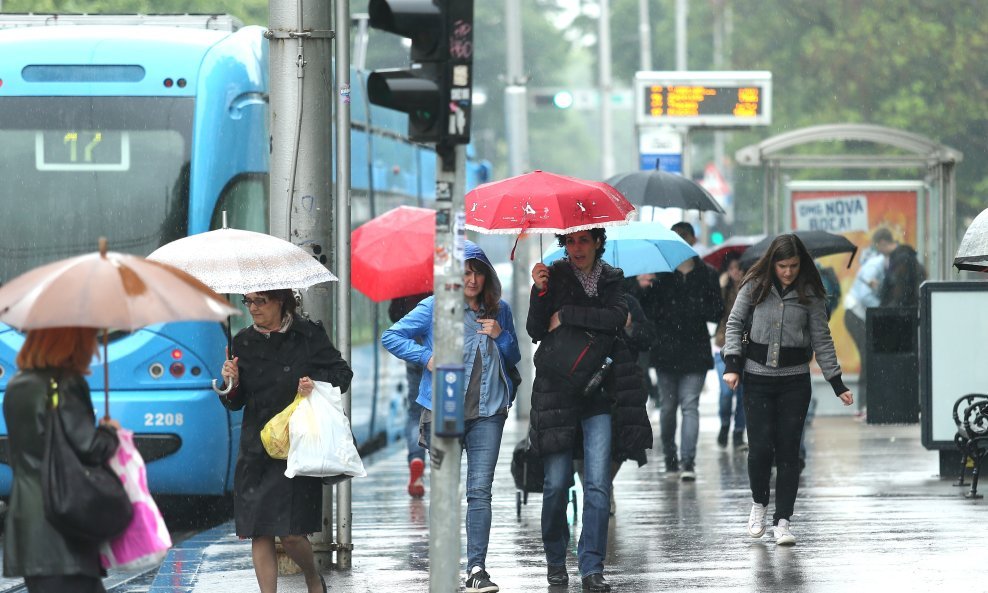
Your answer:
[212,379,233,396]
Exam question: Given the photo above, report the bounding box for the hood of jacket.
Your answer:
[464,239,501,301]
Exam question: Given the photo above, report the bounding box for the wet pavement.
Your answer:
[110,379,988,591]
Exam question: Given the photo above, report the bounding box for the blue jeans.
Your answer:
[714,354,745,433]
[404,363,425,463]
[423,413,506,571]
[656,370,705,463]
[542,413,612,578]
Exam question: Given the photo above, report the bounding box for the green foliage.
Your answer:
[9,0,984,219]
[2,0,267,24]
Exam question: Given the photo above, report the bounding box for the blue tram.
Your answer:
[0,15,488,497]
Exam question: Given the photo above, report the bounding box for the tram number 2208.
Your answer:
[144,412,185,427]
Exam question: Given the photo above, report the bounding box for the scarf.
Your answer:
[254,313,293,335]
[569,259,603,297]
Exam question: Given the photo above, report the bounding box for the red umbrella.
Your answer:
[351,206,435,303]
[699,234,765,271]
[464,170,635,235]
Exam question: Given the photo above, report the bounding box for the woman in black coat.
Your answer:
[3,327,121,593]
[528,228,651,592]
[220,289,352,593]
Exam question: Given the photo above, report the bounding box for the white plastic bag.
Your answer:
[285,381,367,479]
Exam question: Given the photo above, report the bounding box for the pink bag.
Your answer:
[99,429,172,570]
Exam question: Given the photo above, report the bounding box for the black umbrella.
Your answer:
[740,230,858,269]
[606,162,726,213]
[954,208,988,272]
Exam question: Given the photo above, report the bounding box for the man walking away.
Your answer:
[873,228,925,308]
[633,222,723,481]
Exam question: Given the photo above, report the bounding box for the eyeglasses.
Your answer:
[241,296,270,308]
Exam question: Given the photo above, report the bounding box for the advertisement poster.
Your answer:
[789,184,922,376]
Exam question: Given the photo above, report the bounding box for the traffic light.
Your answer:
[367,0,473,146]
[531,89,574,109]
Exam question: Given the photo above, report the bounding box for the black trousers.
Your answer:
[742,372,812,525]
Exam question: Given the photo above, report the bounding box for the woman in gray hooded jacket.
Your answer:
[722,234,853,546]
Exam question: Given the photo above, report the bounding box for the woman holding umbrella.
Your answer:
[722,234,853,546]
[219,289,352,593]
[3,327,122,593]
[528,228,651,592]
[381,240,520,593]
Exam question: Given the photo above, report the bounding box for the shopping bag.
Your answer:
[99,429,172,571]
[285,381,367,479]
[261,393,304,459]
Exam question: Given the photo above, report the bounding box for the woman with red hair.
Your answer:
[4,327,121,593]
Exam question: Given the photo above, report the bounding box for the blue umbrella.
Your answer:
[542,221,698,276]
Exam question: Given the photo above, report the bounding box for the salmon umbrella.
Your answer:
[464,169,635,259]
[351,206,436,303]
[0,238,239,419]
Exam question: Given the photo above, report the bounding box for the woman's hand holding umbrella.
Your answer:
[532,262,549,291]
[221,354,240,392]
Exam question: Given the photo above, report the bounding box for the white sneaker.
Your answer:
[774,518,796,545]
[747,502,767,538]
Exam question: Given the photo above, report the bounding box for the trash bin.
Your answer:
[865,307,920,424]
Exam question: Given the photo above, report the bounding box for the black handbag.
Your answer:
[42,378,133,542]
[534,324,615,397]
[739,303,755,360]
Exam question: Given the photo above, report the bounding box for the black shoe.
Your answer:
[717,426,729,447]
[465,568,499,593]
[547,564,569,586]
[582,573,611,592]
[680,460,696,482]
[664,455,679,473]
[733,431,748,451]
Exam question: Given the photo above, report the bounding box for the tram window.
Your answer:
[212,174,268,333]
[212,174,268,234]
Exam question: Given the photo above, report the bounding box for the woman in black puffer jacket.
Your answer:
[527,228,651,592]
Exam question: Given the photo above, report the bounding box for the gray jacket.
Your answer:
[723,280,847,395]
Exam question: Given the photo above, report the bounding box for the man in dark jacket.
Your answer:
[388,292,432,498]
[873,228,925,308]
[632,222,723,481]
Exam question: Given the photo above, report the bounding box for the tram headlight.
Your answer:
[149,362,165,379]
[169,362,186,378]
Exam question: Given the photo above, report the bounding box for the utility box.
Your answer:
[866,307,920,424]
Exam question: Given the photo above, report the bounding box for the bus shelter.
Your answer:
[735,123,962,280]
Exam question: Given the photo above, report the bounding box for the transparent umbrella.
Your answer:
[147,213,338,294]
[147,213,338,394]
[954,208,988,272]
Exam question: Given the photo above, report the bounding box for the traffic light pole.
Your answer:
[429,145,466,593]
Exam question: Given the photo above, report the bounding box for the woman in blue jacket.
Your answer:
[382,240,520,593]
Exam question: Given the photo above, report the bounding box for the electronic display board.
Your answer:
[634,71,772,127]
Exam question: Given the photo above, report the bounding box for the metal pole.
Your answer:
[505,0,533,416]
[675,0,687,71]
[599,0,615,178]
[268,0,335,571]
[638,0,652,71]
[333,0,353,569]
[430,146,466,593]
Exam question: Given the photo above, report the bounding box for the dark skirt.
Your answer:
[25,575,106,593]
[233,452,323,537]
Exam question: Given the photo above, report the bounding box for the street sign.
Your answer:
[638,126,682,173]
[634,71,772,127]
